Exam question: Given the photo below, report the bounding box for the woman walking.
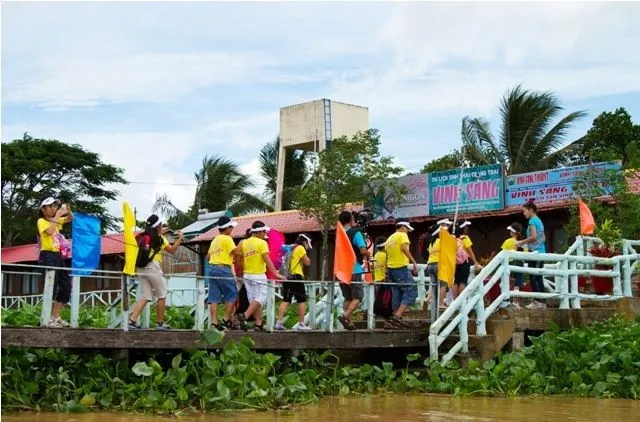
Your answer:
[452,220,482,299]
[517,200,547,309]
[37,196,74,327]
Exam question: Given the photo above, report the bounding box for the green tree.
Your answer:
[460,84,586,175]
[258,136,309,209]
[295,129,405,280]
[154,155,271,225]
[1,134,127,246]
[570,107,640,169]
[421,150,464,173]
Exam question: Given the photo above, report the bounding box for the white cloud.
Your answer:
[239,158,267,196]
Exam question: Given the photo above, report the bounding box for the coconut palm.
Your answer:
[461,85,587,174]
[153,155,272,223]
[258,136,309,210]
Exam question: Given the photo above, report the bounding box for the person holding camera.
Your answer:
[385,218,419,326]
[337,210,369,331]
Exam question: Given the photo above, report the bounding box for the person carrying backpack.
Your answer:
[274,233,313,331]
[128,214,183,330]
[372,236,394,320]
[37,196,74,328]
[336,210,370,331]
[452,220,482,300]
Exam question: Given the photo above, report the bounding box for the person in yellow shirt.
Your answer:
[237,221,286,331]
[206,216,242,331]
[426,218,453,310]
[373,237,388,283]
[502,223,525,309]
[372,236,394,319]
[274,234,313,331]
[452,220,482,299]
[128,214,183,330]
[37,196,74,328]
[384,218,419,325]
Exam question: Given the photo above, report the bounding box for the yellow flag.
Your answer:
[122,201,138,275]
[438,229,457,287]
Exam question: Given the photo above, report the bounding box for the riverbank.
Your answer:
[2,316,638,415]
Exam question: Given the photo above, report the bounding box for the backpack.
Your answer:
[456,238,469,265]
[278,244,296,279]
[135,232,161,268]
[374,284,393,318]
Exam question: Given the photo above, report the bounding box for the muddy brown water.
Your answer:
[4,395,640,421]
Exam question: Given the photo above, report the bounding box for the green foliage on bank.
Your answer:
[2,316,638,415]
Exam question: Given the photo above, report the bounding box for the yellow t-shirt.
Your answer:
[385,231,410,269]
[37,217,67,252]
[427,238,440,264]
[208,234,236,266]
[461,235,473,249]
[242,236,269,275]
[373,251,387,282]
[153,236,170,264]
[501,237,528,252]
[289,245,307,277]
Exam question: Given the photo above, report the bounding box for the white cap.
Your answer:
[396,221,415,232]
[459,221,471,228]
[437,218,453,225]
[251,225,271,233]
[507,225,517,233]
[40,197,60,207]
[299,233,313,249]
[432,227,442,236]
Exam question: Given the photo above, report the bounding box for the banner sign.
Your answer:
[366,174,429,220]
[504,161,622,207]
[428,164,504,216]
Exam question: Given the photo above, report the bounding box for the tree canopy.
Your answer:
[1,134,127,246]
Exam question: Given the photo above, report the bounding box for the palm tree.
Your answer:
[461,84,587,175]
[258,136,309,210]
[153,155,272,223]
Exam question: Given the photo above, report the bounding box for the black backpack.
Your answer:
[135,232,161,268]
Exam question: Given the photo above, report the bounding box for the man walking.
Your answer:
[385,218,419,326]
[337,210,369,331]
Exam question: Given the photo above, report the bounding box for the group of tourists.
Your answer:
[37,193,546,330]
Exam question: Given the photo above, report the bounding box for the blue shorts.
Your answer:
[207,265,238,304]
[387,267,417,310]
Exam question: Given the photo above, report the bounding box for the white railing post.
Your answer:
[612,260,623,297]
[474,282,487,336]
[622,242,633,297]
[70,276,81,328]
[569,260,580,309]
[135,280,149,328]
[40,270,55,326]
[500,254,511,308]
[194,276,206,331]
[366,282,375,331]
[266,279,275,333]
[559,260,570,309]
[120,274,129,332]
[308,283,317,329]
[325,282,335,333]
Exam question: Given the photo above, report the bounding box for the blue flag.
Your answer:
[71,213,101,276]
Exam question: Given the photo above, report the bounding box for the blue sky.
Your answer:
[2,1,640,225]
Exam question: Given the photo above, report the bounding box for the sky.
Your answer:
[2,1,640,229]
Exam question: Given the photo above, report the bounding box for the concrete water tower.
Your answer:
[275,99,369,211]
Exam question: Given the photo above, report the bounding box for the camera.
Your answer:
[352,208,374,228]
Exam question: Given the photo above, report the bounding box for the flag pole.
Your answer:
[452,146,467,235]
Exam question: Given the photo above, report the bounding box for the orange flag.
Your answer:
[578,198,595,235]
[334,222,356,284]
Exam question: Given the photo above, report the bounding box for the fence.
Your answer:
[428,236,640,364]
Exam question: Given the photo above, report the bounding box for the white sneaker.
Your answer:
[47,318,63,328]
[526,301,547,310]
[295,323,312,331]
[56,318,71,327]
[274,321,286,331]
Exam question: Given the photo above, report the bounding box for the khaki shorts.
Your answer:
[137,261,167,301]
[244,273,268,305]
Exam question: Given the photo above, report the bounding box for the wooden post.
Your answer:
[120,274,129,332]
[70,276,81,328]
[266,279,275,333]
[194,276,206,331]
[366,283,375,331]
[40,270,55,326]
[559,260,570,309]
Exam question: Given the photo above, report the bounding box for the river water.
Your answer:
[4,395,639,421]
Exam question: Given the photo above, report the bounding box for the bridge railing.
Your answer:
[429,235,640,364]
[1,263,423,332]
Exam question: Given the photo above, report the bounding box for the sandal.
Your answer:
[236,313,248,331]
[253,323,265,332]
[211,323,225,331]
[222,319,238,330]
[388,314,411,328]
[338,315,356,331]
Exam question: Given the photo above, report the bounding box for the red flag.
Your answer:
[578,198,595,235]
[334,222,356,284]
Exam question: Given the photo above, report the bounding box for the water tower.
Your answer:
[276,99,369,211]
